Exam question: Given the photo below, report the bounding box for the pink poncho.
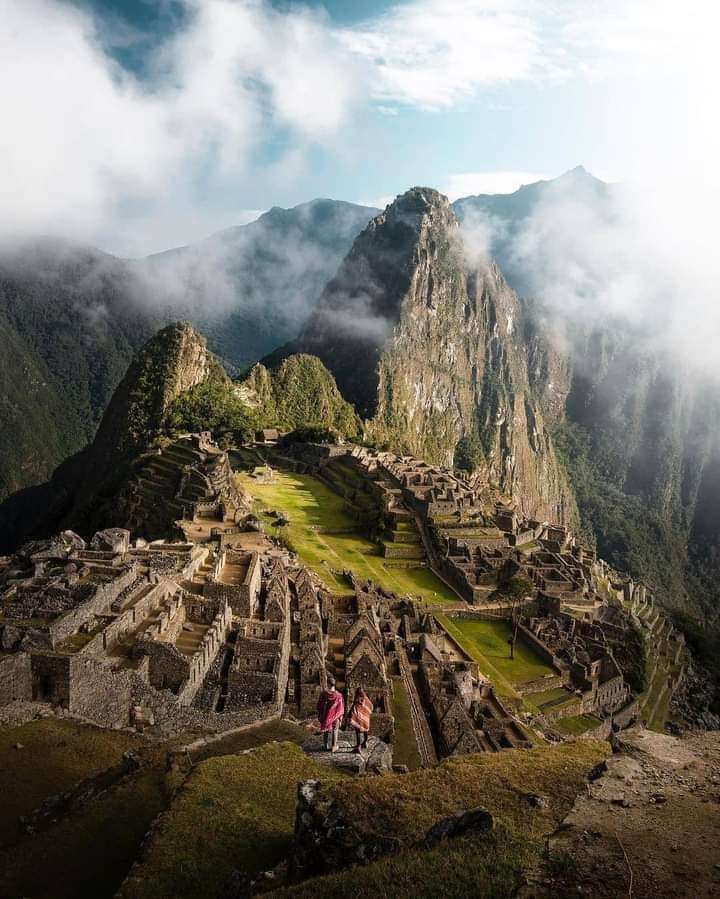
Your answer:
[317,688,345,731]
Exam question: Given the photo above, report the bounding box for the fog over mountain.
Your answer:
[0,198,375,500]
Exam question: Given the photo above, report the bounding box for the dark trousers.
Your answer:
[354,728,369,749]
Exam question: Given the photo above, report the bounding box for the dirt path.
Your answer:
[523,726,720,898]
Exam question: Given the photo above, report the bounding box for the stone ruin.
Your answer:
[113,432,250,540]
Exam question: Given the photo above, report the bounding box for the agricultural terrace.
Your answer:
[236,468,459,606]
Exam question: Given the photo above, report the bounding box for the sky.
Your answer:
[1,0,719,255]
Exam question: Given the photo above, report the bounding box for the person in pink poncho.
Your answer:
[316,676,344,752]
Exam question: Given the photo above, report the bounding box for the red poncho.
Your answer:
[317,688,344,731]
[349,695,373,733]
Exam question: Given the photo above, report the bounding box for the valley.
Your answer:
[0,183,716,899]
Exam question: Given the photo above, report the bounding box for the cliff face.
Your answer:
[291,188,577,525]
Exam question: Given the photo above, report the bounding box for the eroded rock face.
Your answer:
[293,188,577,524]
[289,779,402,881]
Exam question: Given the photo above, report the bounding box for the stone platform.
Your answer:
[302,730,392,775]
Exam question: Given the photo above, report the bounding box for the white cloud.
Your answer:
[1,0,719,255]
[0,0,363,254]
[341,0,557,110]
[443,170,549,199]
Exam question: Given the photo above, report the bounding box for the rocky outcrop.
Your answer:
[238,354,361,438]
[289,778,402,880]
[0,323,224,548]
[282,188,577,525]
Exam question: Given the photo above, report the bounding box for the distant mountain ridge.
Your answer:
[0,198,376,502]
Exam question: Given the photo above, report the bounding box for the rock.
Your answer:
[393,764,410,774]
[90,528,130,554]
[19,629,51,652]
[14,742,24,750]
[423,806,494,847]
[289,778,402,881]
[524,793,549,809]
[301,731,392,775]
[1,624,23,651]
[59,530,86,552]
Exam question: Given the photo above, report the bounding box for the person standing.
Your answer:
[349,686,373,753]
[317,676,345,752]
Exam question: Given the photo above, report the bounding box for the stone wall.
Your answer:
[0,652,31,705]
[67,656,137,727]
[30,654,72,705]
[47,565,138,648]
[81,581,173,655]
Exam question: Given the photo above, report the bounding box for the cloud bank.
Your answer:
[3,0,717,255]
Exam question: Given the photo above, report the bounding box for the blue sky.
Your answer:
[1,1,716,254]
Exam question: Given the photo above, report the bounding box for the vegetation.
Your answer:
[168,378,258,444]
[439,617,555,692]
[120,742,347,899]
[241,355,361,438]
[497,575,535,598]
[0,718,143,845]
[390,678,422,771]
[237,468,460,604]
[553,420,685,601]
[0,719,169,899]
[554,714,603,736]
[273,740,609,898]
[0,254,157,502]
[453,431,484,473]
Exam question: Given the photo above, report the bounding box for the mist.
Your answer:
[457,172,720,384]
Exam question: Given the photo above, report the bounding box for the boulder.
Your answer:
[301,730,392,775]
[423,806,494,847]
[19,629,51,652]
[91,528,130,554]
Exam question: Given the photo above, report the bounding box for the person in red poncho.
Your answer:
[349,686,373,753]
[316,676,344,752]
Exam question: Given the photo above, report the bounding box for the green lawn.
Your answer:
[530,687,576,711]
[237,470,459,605]
[390,678,422,771]
[554,714,603,736]
[442,618,556,691]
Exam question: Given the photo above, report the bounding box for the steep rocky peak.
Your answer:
[382,186,455,230]
[93,320,224,461]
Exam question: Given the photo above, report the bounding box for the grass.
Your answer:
[436,616,556,698]
[530,687,576,711]
[0,743,171,899]
[237,469,459,605]
[119,742,347,899]
[0,718,315,899]
[271,739,610,899]
[188,719,310,765]
[554,714,603,736]
[390,678,422,771]
[0,718,144,845]
[274,828,534,899]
